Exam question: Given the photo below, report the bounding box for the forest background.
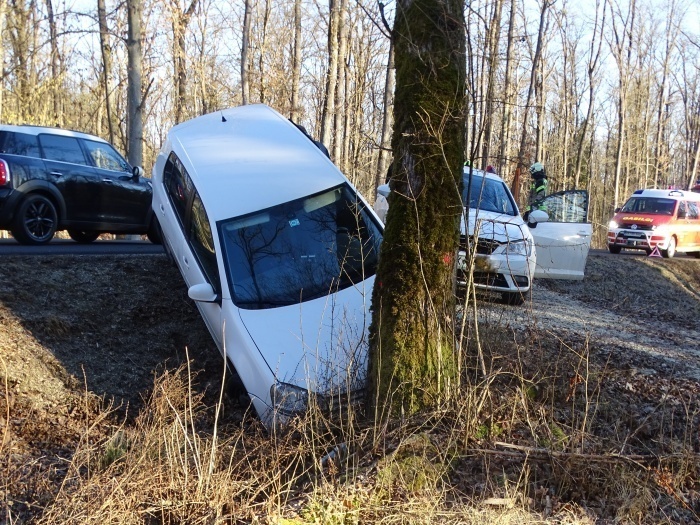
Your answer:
[2,0,700,247]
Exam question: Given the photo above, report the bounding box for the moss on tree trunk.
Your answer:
[369,0,466,417]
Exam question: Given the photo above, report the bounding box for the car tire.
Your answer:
[691,251,700,259]
[502,291,527,306]
[608,244,622,254]
[68,230,100,243]
[662,237,676,258]
[11,194,58,245]
[146,217,163,245]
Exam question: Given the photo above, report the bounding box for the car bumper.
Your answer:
[607,229,670,250]
[457,250,533,293]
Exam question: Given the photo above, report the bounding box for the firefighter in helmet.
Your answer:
[523,162,548,219]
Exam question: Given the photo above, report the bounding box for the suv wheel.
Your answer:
[146,217,163,244]
[608,244,622,254]
[662,237,676,258]
[68,230,100,243]
[11,194,58,245]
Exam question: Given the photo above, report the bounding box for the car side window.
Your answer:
[189,191,219,291]
[38,134,88,165]
[685,201,699,220]
[82,140,131,173]
[536,191,588,223]
[163,152,193,228]
[0,131,41,157]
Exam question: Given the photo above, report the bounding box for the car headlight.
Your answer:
[500,239,531,257]
[608,220,618,229]
[271,381,309,416]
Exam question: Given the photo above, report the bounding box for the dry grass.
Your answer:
[29,330,699,525]
[2,253,699,523]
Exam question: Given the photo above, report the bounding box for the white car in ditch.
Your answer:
[375,167,591,304]
[152,104,382,427]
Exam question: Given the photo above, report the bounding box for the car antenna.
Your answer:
[221,113,227,122]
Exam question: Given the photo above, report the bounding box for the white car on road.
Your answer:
[152,104,382,427]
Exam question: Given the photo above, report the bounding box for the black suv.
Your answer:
[0,124,160,244]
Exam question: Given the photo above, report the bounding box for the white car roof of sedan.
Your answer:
[164,104,347,221]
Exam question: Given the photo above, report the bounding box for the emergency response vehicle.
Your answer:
[607,188,700,258]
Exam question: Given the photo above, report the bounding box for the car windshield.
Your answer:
[621,197,676,216]
[462,172,517,216]
[219,184,382,309]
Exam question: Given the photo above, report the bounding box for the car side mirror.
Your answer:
[132,166,144,182]
[527,209,549,228]
[188,283,218,303]
[376,184,390,198]
[614,207,621,213]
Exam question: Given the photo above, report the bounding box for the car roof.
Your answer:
[629,188,700,201]
[164,104,348,221]
[0,123,108,143]
[463,166,501,181]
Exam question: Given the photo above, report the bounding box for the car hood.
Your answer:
[237,278,374,394]
[461,208,531,243]
[614,212,672,227]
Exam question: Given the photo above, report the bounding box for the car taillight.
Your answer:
[0,160,9,185]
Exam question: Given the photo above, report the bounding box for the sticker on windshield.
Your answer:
[289,218,300,227]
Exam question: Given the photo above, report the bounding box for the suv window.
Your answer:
[163,152,193,227]
[0,131,41,157]
[83,139,130,172]
[39,134,88,164]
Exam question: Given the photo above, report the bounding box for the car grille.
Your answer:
[620,223,654,231]
[457,268,509,288]
[460,235,502,255]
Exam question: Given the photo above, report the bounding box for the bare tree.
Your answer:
[126,0,144,166]
[241,0,252,105]
[97,0,114,142]
[289,0,302,121]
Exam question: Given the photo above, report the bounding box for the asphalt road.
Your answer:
[0,238,164,256]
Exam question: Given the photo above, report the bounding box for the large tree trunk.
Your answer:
[171,0,199,124]
[126,0,143,166]
[480,0,503,169]
[497,0,516,177]
[376,39,395,197]
[241,0,252,105]
[369,0,465,417]
[512,0,549,203]
[97,0,114,142]
[319,0,339,150]
[290,0,302,121]
[44,0,60,125]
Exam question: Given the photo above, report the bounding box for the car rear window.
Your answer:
[39,134,88,164]
[0,131,41,158]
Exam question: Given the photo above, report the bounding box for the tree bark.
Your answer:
[290,0,302,121]
[97,0,114,142]
[376,39,395,198]
[369,0,465,418]
[513,0,549,203]
[319,0,339,151]
[241,0,252,105]
[126,0,143,167]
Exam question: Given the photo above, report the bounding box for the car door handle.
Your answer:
[183,256,190,268]
[102,179,114,183]
[49,171,62,177]
[159,204,165,214]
